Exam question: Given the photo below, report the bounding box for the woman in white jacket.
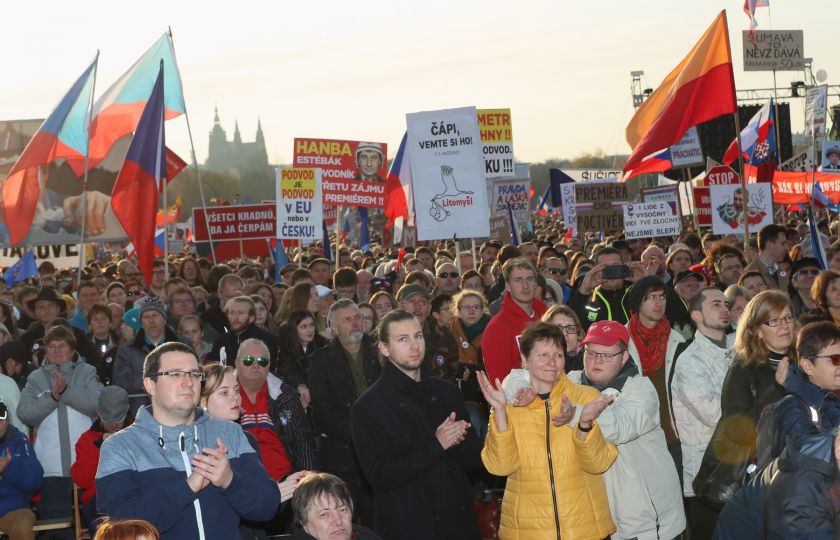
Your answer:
[505,320,685,540]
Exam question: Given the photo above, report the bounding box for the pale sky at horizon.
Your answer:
[1,1,836,167]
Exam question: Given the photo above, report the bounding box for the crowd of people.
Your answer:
[1,212,840,539]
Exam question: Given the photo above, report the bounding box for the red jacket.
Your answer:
[70,424,104,504]
[482,293,547,384]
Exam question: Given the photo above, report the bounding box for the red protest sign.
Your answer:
[192,204,275,241]
[694,187,712,227]
[293,138,388,208]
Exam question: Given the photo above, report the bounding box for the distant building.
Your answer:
[205,107,268,179]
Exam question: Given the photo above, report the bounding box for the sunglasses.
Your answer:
[811,354,840,366]
[437,272,459,279]
[546,268,567,276]
[242,355,269,367]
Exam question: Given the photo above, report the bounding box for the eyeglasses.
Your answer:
[172,298,194,305]
[242,355,270,367]
[403,299,430,308]
[128,291,141,297]
[437,272,459,279]
[545,268,567,276]
[583,347,624,361]
[460,304,483,313]
[153,370,205,382]
[762,314,795,327]
[810,354,840,366]
[557,324,579,335]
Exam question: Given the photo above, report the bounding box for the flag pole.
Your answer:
[168,28,217,265]
[77,51,100,287]
[722,10,752,259]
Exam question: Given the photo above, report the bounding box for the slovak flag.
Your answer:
[111,63,166,286]
[623,148,672,181]
[2,57,97,246]
[722,99,775,166]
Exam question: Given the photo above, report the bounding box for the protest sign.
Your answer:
[821,141,840,173]
[641,185,680,216]
[489,216,512,244]
[710,183,773,235]
[670,127,704,168]
[805,85,828,140]
[693,188,711,227]
[778,150,814,172]
[192,204,276,241]
[490,165,530,230]
[406,106,490,240]
[742,30,805,71]
[292,138,387,208]
[0,244,79,268]
[275,168,322,243]
[562,169,621,182]
[573,183,627,233]
[477,109,514,178]
[561,182,577,232]
[623,202,681,239]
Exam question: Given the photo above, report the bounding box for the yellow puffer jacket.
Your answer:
[482,375,617,540]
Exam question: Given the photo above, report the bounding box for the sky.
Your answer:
[1,1,835,167]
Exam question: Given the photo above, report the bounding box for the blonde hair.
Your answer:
[200,362,236,403]
[734,289,796,367]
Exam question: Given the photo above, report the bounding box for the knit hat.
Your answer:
[122,307,141,331]
[137,295,166,319]
[98,386,129,423]
[0,341,28,366]
[625,275,666,313]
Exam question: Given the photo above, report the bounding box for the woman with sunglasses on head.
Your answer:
[200,362,309,539]
[787,258,820,318]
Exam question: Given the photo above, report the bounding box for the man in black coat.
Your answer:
[207,296,278,369]
[309,299,381,527]
[351,309,481,540]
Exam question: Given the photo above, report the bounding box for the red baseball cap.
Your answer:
[581,321,630,348]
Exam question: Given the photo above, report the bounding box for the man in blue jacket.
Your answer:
[96,342,280,539]
[0,401,44,540]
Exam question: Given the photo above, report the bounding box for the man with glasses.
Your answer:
[396,284,460,381]
[97,342,280,539]
[235,338,317,480]
[434,261,461,296]
[308,299,381,526]
[789,257,820,317]
[148,260,168,300]
[332,268,358,301]
[114,297,185,416]
[670,286,734,539]
[541,256,570,303]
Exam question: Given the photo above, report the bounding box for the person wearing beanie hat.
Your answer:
[70,386,131,535]
[789,257,820,317]
[114,296,185,416]
[625,275,686,477]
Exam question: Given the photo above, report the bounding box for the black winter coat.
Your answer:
[350,362,482,540]
[208,323,278,370]
[719,357,786,451]
[276,323,330,388]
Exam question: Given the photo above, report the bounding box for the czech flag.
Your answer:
[2,57,97,246]
[111,63,166,287]
[622,148,672,180]
[623,11,736,181]
[86,33,185,173]
[812,181,838,212]
[722,99,775,166]
[384,132,413,227]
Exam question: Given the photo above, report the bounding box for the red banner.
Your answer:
[293,138,388,208]
[769,171,840,204]
[192,204,275,241]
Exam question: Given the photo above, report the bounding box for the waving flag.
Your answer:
[623,11,736,180]
[744,0,770,42]
[623,148,673,180]
[507,202,521,245]
[155,193,182,227]
[812,181,839,212]
[2,251,37,288]
[3,58,97,246]
[111,64,166,286]
[86,33,185,173]
[384,133,413,227]
[807,206,828,270]
[723,100,775,166]
[359,207,370,251]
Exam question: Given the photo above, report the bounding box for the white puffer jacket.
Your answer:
[670,331,735,496]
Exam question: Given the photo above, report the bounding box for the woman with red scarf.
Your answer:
[624,275,687,474]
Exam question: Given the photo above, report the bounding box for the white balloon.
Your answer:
[816,69,828,83]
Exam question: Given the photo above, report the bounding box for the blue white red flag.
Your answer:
[622,148,672,180]
[723,100,775,166]
[807,206,828,270]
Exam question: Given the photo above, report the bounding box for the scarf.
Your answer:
[768,349,787,370]
[461,314,491,343]
[628,314,671,375]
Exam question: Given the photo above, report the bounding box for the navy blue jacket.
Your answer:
[772,364,840,457]
[0,425,43,517]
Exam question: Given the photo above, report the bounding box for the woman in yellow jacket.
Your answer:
[478,321,617,540]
